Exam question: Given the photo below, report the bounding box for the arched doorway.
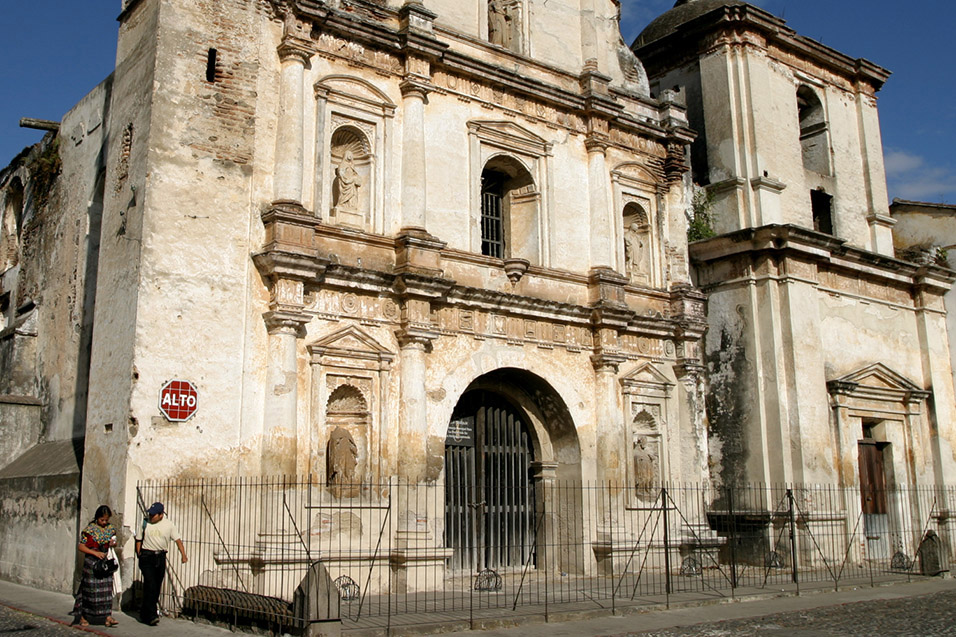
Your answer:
[445,390,536,571]
[443,368,582,574]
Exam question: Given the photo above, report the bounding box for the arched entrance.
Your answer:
[445,390,536,571]
[443,368,581,573]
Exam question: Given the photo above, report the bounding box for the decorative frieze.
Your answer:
[315,32,403,75]
[432,70,586,133]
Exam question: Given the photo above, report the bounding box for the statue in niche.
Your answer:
[633,435,659,499]
[623,204,650,281]
[333,151,362,210]
[488,0,520,51]
[624,221,646,274]
[327,426,358,496]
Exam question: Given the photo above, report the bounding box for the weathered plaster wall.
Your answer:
[891,203,956,431]
[697,228,956,489]
[645,25,889,255]
[84,0,162,538]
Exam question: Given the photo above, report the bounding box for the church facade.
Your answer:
[0,0,954,599]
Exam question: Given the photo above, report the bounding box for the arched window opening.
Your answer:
[330,126,372,229]
[622,202,651,283]
[797,86,831,175]
[1,178,24,272]
[480,155,537,262]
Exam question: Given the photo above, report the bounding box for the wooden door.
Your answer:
[445,392,536,571]
[859,440,888,515]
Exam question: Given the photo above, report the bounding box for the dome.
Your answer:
[634,0,750,49]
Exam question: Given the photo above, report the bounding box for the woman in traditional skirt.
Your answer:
[72,505,119,627]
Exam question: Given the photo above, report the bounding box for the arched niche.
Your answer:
[611,162,660,286]
[329,125,372,229]
[314,75,396,233]
[622,201,651,284]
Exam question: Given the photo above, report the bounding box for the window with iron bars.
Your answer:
[481,173,505,258]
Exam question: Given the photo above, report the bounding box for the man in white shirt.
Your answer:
[135,502,188,626]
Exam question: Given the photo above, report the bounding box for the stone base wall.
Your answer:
[0,473,81,594]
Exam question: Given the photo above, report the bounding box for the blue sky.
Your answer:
[2,1,954,202]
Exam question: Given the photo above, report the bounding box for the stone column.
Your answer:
[262,310,306,475]
[592,351,625,484]
[396,330,430,481]
[591,330,626,577]
[274,32,313,205]
[400,80,429,231]
[253,207,326,476]
[586,135,613,269]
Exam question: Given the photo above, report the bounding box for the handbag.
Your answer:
[92,554,119,579]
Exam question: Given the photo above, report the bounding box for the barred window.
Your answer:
[481,172,506,258]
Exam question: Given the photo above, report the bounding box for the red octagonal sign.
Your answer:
[159,379,198,422]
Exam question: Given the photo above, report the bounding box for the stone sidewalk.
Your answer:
[0,576,954,636]
[0,579,231,637]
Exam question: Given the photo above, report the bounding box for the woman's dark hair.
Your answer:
[93,505,113,521]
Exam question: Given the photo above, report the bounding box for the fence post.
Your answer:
[727,487,738,590]
[662,486,671,599]
[608,482,616,615]
[787,488,799,592]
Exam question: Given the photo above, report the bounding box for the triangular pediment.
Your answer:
[309,325,394,361]
[620,362,674,389]
[468,120,550,155]
[831,363,921,393]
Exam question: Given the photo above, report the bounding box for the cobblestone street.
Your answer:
[0,605,81,636]
[628,589,956,636]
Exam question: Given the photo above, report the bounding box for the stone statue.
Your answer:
[327,426,358,493]
[334,151,362,210]
[624,221,646,276]
[633,435,659,497]
[488,0,518,50]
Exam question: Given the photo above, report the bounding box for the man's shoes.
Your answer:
[148,618,160,626]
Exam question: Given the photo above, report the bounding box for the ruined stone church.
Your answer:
[1,0,955,596]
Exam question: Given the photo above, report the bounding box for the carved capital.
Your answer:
[584,134,610,154]
[591,352,626,374]
[400,78,432,101]
[673,361,704,386]
[253,249,326,286]
[396,329,436,352]
[277,35,314,66]
[263,310,309,337]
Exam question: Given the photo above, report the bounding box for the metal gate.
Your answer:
[444,391,536,572]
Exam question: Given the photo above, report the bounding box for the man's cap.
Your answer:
[147,502,164,516]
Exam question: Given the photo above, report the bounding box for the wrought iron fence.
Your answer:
[133,478,955,634]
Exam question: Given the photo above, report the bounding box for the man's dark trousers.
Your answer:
[139,549,167,624]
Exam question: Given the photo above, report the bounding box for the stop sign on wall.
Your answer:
[159,379,198,422]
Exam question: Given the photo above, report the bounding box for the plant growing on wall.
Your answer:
[27,136,62,210]
[687,186,715,242]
